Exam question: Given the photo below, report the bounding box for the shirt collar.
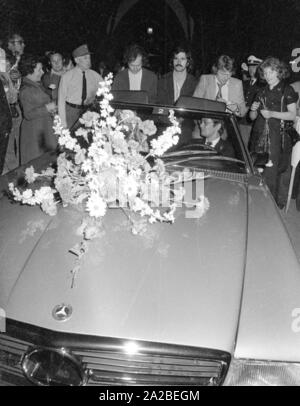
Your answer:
[215,76,229,88]
[51,69,64,76]
[206,136,220,148]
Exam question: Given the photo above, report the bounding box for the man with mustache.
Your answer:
[158,45,197,105]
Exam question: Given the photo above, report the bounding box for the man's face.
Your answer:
[248,65,257,78]
[173,52,188,73]
[200,118,220,139]
[8,35,25,56]
[216,68,232,85]
[75,54,91,71]
[128,55,143,74]
[50,53,63,73]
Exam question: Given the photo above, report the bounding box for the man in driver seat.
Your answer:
[193,118,235,158]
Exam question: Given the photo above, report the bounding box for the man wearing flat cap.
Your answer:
[58,44,102,129]
[239,55,264,146]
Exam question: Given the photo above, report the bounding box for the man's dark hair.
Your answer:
[211,118,225,137]
[123,44,147,66]
[169,45,193,73]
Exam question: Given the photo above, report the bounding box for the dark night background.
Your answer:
[1,0,300,78]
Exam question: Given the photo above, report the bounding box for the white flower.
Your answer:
[86,193,107,218]
[25,166,38,184]
[41,199,57,216]
[80,111,100,128]
[139,120,157,136]
[34,186,54,204]
[22,189,33,200]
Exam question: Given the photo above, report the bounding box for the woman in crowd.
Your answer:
[0,53,21,172]
[19,55,57,164]
[250,56,298,208]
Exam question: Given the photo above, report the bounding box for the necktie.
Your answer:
[81,71,87,106]
[216,83,223,100]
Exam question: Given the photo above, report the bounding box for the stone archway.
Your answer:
[106,0,194,41]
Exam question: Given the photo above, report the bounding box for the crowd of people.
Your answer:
[1,33,300,209]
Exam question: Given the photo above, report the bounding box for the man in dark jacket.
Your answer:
[190,117,235,158]
[239,55,264,147]
[112,44,157,104]
[158,45,197,105]
[0,80,12,174]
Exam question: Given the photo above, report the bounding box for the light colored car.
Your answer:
[1,96,300,386]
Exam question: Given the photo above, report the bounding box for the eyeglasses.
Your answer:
[10,40,24,45]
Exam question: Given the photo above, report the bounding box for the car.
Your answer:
[0,93,300,387]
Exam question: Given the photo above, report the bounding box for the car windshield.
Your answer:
[111,100,251,175]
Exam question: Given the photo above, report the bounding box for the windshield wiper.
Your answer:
[164,155,245,167]
[163,148,217,158]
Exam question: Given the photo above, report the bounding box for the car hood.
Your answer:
[0,177,248,353]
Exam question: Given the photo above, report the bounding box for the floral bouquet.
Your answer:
[9,74,212,285]
[9,73,186,235]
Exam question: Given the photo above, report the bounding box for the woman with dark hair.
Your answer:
[249,56,298,207]
[19,55,57,164]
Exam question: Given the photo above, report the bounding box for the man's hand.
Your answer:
[250,101,260,112]
[46,102,57,114]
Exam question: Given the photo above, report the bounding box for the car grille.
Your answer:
[0,334,33,385]
[0,320,230,386]
[72,349,225,385]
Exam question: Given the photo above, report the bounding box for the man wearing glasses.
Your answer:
[193,55,246,117]
[7,34,25,57]
[6,33,25,87]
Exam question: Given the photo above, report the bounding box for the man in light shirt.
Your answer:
[58,44,102,129]
[158,45,197,105]
[193,55,246,117]
[112,44,157,104]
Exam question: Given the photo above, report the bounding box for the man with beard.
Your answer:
[158,45,197,105]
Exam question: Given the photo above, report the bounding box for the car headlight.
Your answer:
[224,358,300,386]
[22,347,87,386]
